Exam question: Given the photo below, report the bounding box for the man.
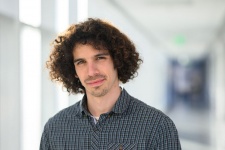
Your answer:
[40,18,181,149]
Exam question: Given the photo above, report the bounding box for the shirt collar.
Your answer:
[78,88,131,117]
[111,88,130,114]
[79,94,89,116]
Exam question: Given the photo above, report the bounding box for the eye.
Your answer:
[96,56,106,60]
[75,60,86,66]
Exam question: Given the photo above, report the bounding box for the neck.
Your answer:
[86,86,121,118]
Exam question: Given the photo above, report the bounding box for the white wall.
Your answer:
[0,15,21,150]
[0,0,19,19]
[210,38,225,150]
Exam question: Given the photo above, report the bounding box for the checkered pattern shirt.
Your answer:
[40,89,181,150]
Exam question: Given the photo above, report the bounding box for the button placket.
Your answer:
[91,125,101,149]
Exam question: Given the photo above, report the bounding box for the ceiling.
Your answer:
[108,0,225,59]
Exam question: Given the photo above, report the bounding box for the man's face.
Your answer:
[73,44,119,97]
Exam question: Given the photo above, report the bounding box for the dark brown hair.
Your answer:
[46,18,143,94]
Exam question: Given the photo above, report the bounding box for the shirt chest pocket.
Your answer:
[107,142,137,150]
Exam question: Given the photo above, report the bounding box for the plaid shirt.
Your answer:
[40,89,181,150]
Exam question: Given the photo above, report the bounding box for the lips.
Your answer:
[86,78,105,87]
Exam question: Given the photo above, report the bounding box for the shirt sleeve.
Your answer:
[155,116,182,150]
[39,121,51,150]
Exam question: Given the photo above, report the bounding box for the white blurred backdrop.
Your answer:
[0,0,225,150]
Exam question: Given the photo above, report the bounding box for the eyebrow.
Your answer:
[95,52,110,58]
[73,52,110,63]
[73,58,83,64]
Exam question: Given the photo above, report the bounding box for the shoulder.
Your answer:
[44,100,81,128]
[128,96,179,136]
[128,96,174,125]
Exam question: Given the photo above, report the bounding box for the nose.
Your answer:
[87,62,99,77]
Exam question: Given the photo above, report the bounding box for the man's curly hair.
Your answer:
[46,18,143,94]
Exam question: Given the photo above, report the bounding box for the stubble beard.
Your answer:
[91,87,108,97]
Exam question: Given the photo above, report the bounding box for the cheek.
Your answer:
[75,69,86,81]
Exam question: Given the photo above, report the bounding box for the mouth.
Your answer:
[86,78,105,87]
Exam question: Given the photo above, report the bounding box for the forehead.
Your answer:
[73,44,108,58]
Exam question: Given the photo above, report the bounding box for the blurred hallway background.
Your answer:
[1,0,225,149]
